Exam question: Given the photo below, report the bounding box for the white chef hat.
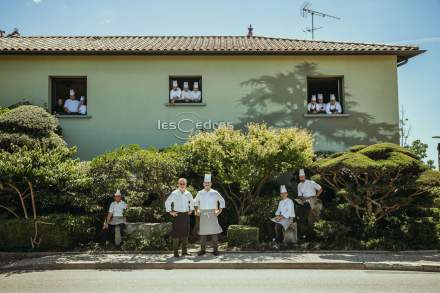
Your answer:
[311,95,316,101]
[194,82,199,89]
[299,169,306,177]
[204,174,212,183]
[114,189,122,196]
[317,93,323,100]
[172,80,178,87]
[80,96,85,101]
[183,82,189,88]
[69,89,75,96]
[280,185,287,194]
[330,94,336,101]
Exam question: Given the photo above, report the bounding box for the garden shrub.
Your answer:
[0,105,64,151]
[227,225,259,248]
[121,229,172,251]
[0,214,99,251]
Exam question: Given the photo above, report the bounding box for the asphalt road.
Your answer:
[1,269,439,293]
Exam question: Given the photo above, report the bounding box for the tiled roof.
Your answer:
[0,35,424,60]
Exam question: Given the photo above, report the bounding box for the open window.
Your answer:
[307,77,344,114]
[169,76,202,104]
[50,77,87,115]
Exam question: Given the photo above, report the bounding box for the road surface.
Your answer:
[1,269,439,293]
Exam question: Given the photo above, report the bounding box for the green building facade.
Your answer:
[0,36,423,159]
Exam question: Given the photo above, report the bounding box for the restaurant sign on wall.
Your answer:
[157,112,233,140]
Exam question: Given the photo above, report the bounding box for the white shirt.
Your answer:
[108,201,127,217]
[325,102,342,114]
[307,102,319,112]
[64,99,80,113]
[298,180,322,198]
[194,188,226,210]
[316,103,326,112]
[275,198,295,218]
[181,90,192,101]
[79,105,87,115]
[165,189,194,212]
[170,88,182,101]
[191,90,201,101]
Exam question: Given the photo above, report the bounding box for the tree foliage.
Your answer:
[312,143,440,222]
[0,105,65,151]
[89,145,186,209]
[187,123,314,223]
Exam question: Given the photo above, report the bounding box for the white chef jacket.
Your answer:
[64,99,80,113]
[307,102,319,112]
[191,90,201,101]
[165,189,194,213]
[108,201,127,217]
[298,180,322,198]
[325,102,342,114]
[181,90,193,101]
[316,103,326,112]
[79,105,87,115]
[194,188,226,210]
[275,198,295,218]
[170,88,182,101]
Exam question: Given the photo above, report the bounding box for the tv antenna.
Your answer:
[301,2,340,40]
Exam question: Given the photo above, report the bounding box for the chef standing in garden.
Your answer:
[165,178,194,257]
[194,174,225,256]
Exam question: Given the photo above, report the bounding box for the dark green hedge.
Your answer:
[0,214,99,251]
[227,225,259,247]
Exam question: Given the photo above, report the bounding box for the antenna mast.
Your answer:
[301,2,340,40]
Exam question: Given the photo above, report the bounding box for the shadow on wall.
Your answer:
[235,62,398,149]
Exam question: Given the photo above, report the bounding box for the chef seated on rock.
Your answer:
[295,169,323,226]
[64,89,80,114]
[307,95,319,114]
[191,82,202,102]
[194,174,225,256]
[325,94,342,114]
[271,185,295,243]
[316,94,326,114]
[181,82,193,102]
[165,178,194,258]
[169,80,182,103]
[103,189,128,245]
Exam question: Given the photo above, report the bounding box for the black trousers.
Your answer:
[103,223,126,244]
[173,237,188,254]
[274,223,284,243]
[200,234,218,252]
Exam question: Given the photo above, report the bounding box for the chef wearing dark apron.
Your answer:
[165,178,194,257]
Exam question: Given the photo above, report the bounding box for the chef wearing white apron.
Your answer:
[191,82,202,102]
[170,80,182,103]
[194,174,225,256]
[271,185,295,242]
[295,169,323,226]
[181,82,193,102]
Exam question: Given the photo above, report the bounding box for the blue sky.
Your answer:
[1,0,439,165]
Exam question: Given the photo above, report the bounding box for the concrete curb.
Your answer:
[1,262,440,273]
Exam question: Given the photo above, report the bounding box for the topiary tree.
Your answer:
[311,143,440,222]
[0,105,65,151]
[186,123,314,223]
[89,145,186,213]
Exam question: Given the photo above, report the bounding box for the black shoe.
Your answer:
[197,251,206,256]
[182,252,190,256]
[213,251,219,256]
[174,252,180,258]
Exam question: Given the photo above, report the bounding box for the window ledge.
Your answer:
[303,114,351,118]
[165,102,206,107]
[56,114,92,119]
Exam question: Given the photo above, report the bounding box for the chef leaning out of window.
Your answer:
[169,80,202,103]
[60,89,87,115]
